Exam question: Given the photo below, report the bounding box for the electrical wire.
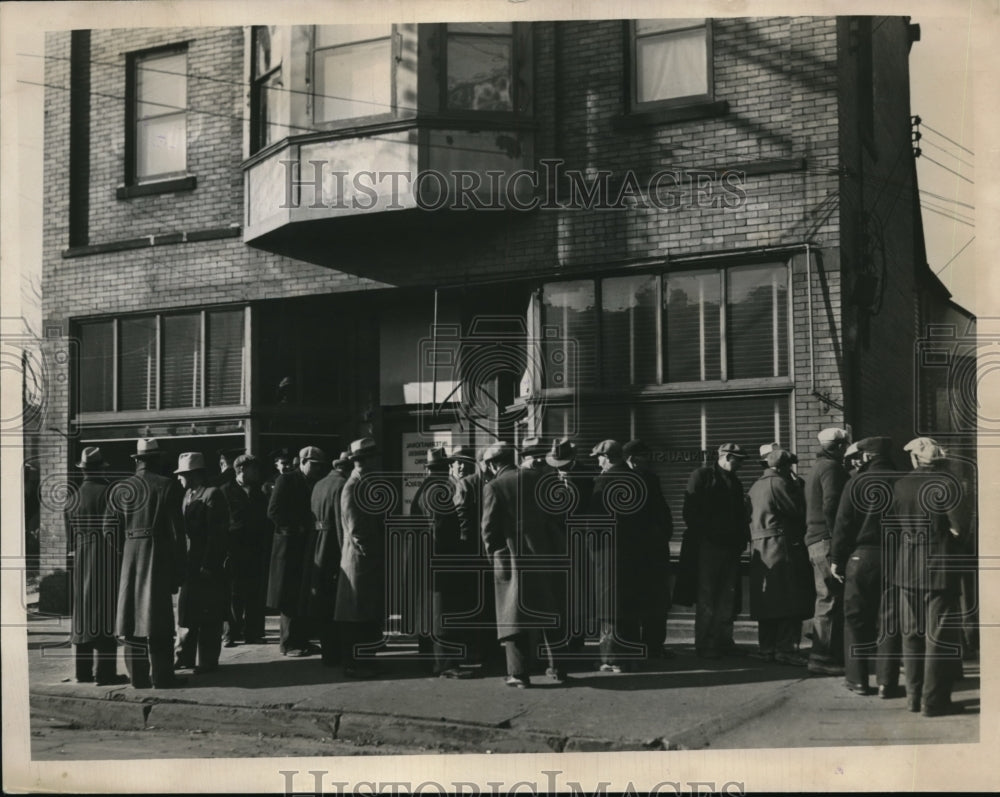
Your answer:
[920,202,974,227]
[935,235,974,276]
[922,122,973,156]
[921,137,974,171]
[918,153,974,184]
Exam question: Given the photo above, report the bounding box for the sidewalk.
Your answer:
[26,611,980,754]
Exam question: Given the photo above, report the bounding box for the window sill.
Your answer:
[116,175,197,200]
[613,100,729,130]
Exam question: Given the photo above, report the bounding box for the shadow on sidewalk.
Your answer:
[571,662,803,691]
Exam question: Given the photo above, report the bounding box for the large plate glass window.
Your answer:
[314,24,393,122]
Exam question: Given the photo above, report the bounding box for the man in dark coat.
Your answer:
[624,439,674,660]
[481,441,564,688]
[412,446,475,678]
[213,447,245,489]
[453,445,500,669]
[267,446,327,656]
[108,439,186,689]
[308,458,346,666]
[830,436,902,697]
[893,437,967,716]
[589,439,646,673]
[804,427,850,676]
[335,437,386,678]
[263,447,296,499]
[678,443,750,659]
[748,448,812,666]
[68,446,127,685]
[220,454,270,646]
[174,452,229,673]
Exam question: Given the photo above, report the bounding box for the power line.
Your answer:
[919,198,974,226]
[922,122,973,156]
[920,202,974,227]
[922,137,974,171]
[935,235,974,276]
[919,153,974,184]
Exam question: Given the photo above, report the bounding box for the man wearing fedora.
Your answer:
[412,446,475,678]
[333,450,354,481]
[174,452,230,673]
[307,449,346,666]
[108,439,187,688]
[677,443,751,660]
[519,437,550,471]
[336,437,386,678]
[267,446,328,657]
[481,441,565,687]
[68,446,127,685]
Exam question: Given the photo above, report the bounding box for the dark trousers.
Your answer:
[279,613,311,653]
[432,591,473,673]
[176,621,223,669]
[900,587,963,710]
[503,629,558,678]
[843,548,900,687]
[74,635,118,683]
[695,541,741,655]
[757,617,800,654]
[640,605,669,654]
[317,619,339,665]
[123,635,174,688]
[808,539,844,665]
[339,621,382,668]
[224,572,265,643]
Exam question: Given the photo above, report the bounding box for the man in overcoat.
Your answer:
[481,441,564,688]
[804,427,851,676]
[220,454,269,646]
[748,448,812,665]
[830,436,902,696]
[213,446,245,489]
[174,452,229,673]
[677,443,750,659]
[335,437,386,678]
[624,439,674,660]
[308,456,346,666]
[267,446,328,656]
[108,439,186,689]
[68,446,127,685]
[893,437,967,716]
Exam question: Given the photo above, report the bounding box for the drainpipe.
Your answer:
[806,242,815,396]
[431,288,439,411]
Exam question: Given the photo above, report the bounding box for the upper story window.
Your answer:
[129,46,188,182]
[445,22,514,112]
[251,26,287,152]
[313,24,394,122]
[630,18,712,109]
[76,308,246,415]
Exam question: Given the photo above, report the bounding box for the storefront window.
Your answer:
[119,316,158,411]
[541,280,597,390]
[663,270,722,382]
[161,313,201,409]
[727,263,788,379]
[207,310,246,406]
[79,321,114,412]
[602,274,658,387]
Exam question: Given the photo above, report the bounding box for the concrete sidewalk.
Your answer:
[26,611,980,755]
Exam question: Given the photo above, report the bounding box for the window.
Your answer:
[726,264,788,379]
[130,47,188,182]
[664,271,722,382]
[601,274,658,386]
[313,24,393,122]
[445,22,514,112]
[631,19,712,107]
[251,26,286,153]
[76,309,246,416]
[541,281,597,390]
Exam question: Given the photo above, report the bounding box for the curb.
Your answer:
[29,689,670,754]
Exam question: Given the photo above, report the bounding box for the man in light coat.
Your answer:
[308,456,346,666]
[108,439,187,689]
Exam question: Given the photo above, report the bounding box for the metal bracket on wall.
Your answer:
[812,390,845,412]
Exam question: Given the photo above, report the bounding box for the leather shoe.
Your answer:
[505,675,529,688]
[193,664,218,674]
[95,674,130,686]
[907,698,921,713]
[438,667,474,679]
[878,684,905,699]
[922,702,965,717]
[844,681,872,696]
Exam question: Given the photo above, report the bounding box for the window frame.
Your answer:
[628,18,714,111]
[120,42,197,198]
[250,26,284,155]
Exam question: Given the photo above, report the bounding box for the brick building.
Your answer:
[39,16,973,588]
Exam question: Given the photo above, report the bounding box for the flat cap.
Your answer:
[856,436,893,457]
[904,437,946,465]
[759,442,797,464]
[623,439,651,457]
[717,443,747,458]
[843,441,861,461]
[590,439,623,458]
[764,448,794,469]
[818,427,850,445]
[298,446,328,464]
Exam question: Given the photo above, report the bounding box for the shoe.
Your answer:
[174,660,194,671]
[545,667,568,683]
[775,651,809,667]
[505,675,529,688]
[282,648,309,658]
[130,680,152,690]
[222,639,238,648]
[193,664,219,674]
[922,702,965,717]
[598,663,616,672]
[95,674,130,686]
[748,650,776,662]
[808,661,845,676]
[907,697,921,713]
[76,676,95,684]
[343,666,377,679]
[878,684,904,699]
[439,667,474,679]
[844,681,872,696]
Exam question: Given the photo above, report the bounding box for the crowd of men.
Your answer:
[65,427,975,716]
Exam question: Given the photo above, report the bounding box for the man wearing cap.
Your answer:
[411,446,475,678]
[108,439,187,689]
[307,450,346,666]
[893,437,967,715]
[678,443,751,659]
[624,439,674,660]
[220,454,270,647]
[264,448,296,499]
[453,445,501,669]
[267,446,328,657]
[830,437,902,697]
[748,448,812,665]
[336,437,386,678]
[804,427,851,676]
[481,441,565,687]
[68,447,127,685]
[589,439,646,672]
[519,437,550,472]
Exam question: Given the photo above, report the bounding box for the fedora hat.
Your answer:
[425,446,450,467]
[131,438,161,460]
[590,439,623,459]
[545,438,577,469]
[520,436,548,457]
[348,437,379,460]
[448,444,477,464]
[76,446,109,469]
[174,451,207,474]
[333,450,352,468]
